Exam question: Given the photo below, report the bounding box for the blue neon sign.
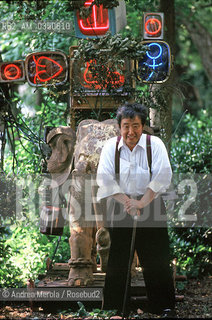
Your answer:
[136,41,171,83]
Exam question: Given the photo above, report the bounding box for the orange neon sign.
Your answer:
[0,61,25,82]
[82,59,125,90]
[4,64,22,80]
[145,18,162,35]
[77,0,109,36]
[143,13,164,39]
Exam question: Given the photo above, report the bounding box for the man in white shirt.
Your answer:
[96,103,176,317]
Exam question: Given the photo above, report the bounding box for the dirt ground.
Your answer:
[0,276,211,319]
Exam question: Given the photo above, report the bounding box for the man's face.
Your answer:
[120,116,143,150]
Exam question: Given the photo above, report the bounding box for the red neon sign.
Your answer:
[25,51,68,86]
[0,61,25,82]
[82,60,125,90]
[32,55,63,83]
[77,0,109,36]
[4,64,21,80]
[145,18,162,35]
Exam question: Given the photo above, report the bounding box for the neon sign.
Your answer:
[0,61,25,83]
[136,41,171,83]
[82,59,125,90]
[143,12,164,40]
[145,43,163,81]
[74,1,127,38]
[145,18,162,36]
[77,0,109,36]
[25,51,68,86]
[4,64,21,80]
[32,55,63,83]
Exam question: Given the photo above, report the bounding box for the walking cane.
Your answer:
[121,213,138,318]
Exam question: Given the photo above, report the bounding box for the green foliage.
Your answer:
[68,0,120,21]
[0,169,70,287]
[75,32,147,61]
[0,222,70,287]
[173,0,212,118]
[76,302,90,318]
[125,0,159,39]
[4,94,68,175]
[0,223,47,287]
[0,1,75,60]
[51,226,70,263]
[59,303,117,319]
[0,174,16,225]
[88,307,117,318]
[0,227,23,288]
[171,109,212,173]
[169,109,212,277]
[169,228,212,277]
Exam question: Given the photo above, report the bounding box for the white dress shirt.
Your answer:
[96,133,172,201]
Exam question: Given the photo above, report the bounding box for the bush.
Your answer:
[169,109,212,277]
[170,109,212,173]
[0,222,70,288]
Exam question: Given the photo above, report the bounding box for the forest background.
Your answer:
[0,0,211,293]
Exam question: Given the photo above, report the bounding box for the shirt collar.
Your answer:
[118,133,146,151]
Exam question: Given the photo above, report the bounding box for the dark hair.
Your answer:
[116,103,148,127]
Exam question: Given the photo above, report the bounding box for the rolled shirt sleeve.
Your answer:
[96,137,124,201]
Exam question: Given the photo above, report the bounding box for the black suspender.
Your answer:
[146,134,152,178]
[115,135,121,183]
[115,135,121,176]
[115,134,152,179]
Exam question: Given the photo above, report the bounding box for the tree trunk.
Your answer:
[0,52,11,171]
[0,124,6,171]
[183,20,212,84]
[149,0,175,152]
[36,88,44,106]
[159,0,176,151]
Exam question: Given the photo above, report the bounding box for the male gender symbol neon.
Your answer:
[145,42,163,81]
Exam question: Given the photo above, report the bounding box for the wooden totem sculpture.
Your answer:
[47,119,120,286]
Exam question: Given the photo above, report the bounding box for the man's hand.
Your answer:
[127,207,140,217]
[124,198,142,212]
[124,199,141,216]
[111,193,140,217]
[124,188,157,215]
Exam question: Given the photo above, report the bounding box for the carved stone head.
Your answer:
[47,126,76,187]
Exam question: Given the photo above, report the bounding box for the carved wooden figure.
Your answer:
[68,119,120,286]
[47,120,120,286]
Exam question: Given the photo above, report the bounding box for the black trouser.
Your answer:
[102,197,175,315]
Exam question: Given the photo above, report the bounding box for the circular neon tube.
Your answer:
[146,43,162,60]
[145,18,162,35]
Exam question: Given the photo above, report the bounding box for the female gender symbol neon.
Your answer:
[145,42,163,81]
